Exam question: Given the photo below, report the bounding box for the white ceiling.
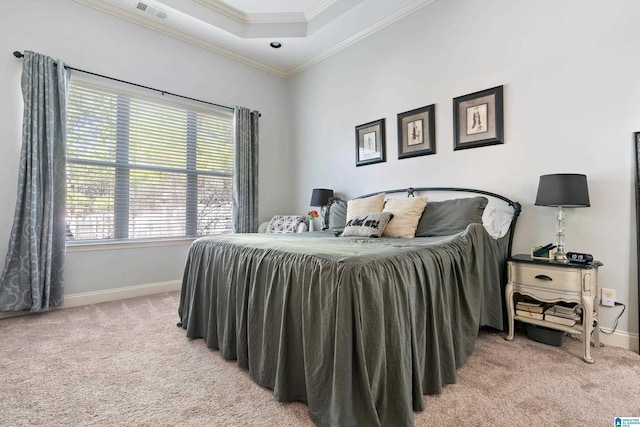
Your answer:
[73,0,436,78]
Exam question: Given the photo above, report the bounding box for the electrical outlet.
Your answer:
[601,288,616,307]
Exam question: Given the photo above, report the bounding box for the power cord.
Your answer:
[600,302,626,335]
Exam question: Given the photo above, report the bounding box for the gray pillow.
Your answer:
[415,197,488,237]
[326,197,347,231]
[341,212,394,238]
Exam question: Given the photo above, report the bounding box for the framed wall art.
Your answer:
[355,118,386,166]
[397,104,435,159]
[453,85,503,151]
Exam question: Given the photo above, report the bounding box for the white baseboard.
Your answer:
[599,329,639,353]
[0,280,181,319]
[62,280,181,308]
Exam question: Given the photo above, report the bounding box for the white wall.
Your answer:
[288,0,640,343]
[0,0,292,297]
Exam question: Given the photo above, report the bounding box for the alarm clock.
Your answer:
[566,252,593,264]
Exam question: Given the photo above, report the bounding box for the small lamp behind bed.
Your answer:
[310,188,334,231]
[535,173,590,263]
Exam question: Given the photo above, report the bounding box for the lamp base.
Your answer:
[554,250,569,264]
[554,206,569,264]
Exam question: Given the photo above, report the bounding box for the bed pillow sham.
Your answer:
[382,196,428,238]
[341,212,394,237]
[266,215,304,233]
[415,196,488,237]
[325,197,348,231]
[346,193,385,220]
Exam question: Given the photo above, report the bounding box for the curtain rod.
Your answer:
[12,50,235,113]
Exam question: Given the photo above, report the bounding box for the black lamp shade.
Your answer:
[535,174,590,207]
[310,188,333,206]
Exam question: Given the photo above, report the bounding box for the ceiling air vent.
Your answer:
[135,1,167,19]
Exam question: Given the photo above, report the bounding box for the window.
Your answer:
[65,76,234,242]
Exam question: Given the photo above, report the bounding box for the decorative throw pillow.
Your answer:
[346,193,385,221]
[482,206,514,239]
[382,196,428,238]
[326,197,348,231]
[266,215,304,233]
[415,196,489,237]
[341,212,394,238]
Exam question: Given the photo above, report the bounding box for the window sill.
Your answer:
[66,237,197,253]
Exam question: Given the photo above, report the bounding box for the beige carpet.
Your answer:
[0,291,638,426]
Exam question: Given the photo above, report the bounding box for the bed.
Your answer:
[178,187,521,427]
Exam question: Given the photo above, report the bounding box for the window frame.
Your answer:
[65,73,235,246]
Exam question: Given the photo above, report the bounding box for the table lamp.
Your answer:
[535,174,590,263]
[310,188,334,230]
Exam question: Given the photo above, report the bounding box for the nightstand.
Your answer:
[505,254,602,363]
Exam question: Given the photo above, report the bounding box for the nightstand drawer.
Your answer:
[511,263,581,291]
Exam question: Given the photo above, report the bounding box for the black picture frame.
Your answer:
[453,85,504,151]
[355,118,386,166]
[397,104,435,159]
[635,131,640,354]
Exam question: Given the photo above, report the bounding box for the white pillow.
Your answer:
[346,193,385,220]
[382,197,428,238]
[266,215,304,233]
[482,206,514,239]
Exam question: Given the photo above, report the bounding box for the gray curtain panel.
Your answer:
[0,51,69,312]
[232,106,260,233]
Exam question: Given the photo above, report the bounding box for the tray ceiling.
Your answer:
[74,0,435,78]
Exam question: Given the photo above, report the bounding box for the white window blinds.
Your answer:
[66,77,234,242]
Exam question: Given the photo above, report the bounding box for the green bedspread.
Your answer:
[178,223,506,427]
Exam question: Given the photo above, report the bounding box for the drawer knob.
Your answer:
[534,274,553,281]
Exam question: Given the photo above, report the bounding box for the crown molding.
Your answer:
[244,12,307,25]
[285,0,435,78]
[194,0,247,23]
[74,0,436,79]
[306,0,338,20]
[195,0,333,25]
[74,0,289,78]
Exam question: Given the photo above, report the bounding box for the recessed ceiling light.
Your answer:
[270,42,282,49]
